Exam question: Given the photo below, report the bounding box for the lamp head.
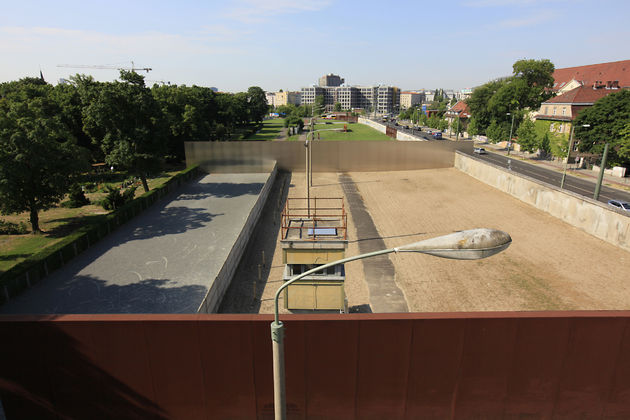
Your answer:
[395,228,512,260]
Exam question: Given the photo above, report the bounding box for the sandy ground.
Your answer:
[220,168,630,313]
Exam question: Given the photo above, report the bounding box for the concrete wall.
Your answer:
[358,117,387,133]
[197,163,278,313]
[455,152,630,252]
[185,141,471,173]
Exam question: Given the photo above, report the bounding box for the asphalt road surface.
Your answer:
[469,150,630,206]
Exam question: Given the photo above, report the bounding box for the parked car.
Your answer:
[432,132,442,139]
[473,147,487,154]
[607,200,630,212]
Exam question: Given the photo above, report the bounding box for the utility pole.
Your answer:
[593,143,609,201]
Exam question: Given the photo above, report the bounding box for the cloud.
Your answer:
[223,0,332,23]
[497,11,555,28]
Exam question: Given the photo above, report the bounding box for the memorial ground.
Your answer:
[221,168,630,313]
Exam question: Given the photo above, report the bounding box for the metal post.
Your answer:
[560,124,575,189]
[455,115,460,142]
[271,321,285,420]
[507,112,515,156]
[593,142,609,201]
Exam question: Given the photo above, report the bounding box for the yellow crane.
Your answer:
[56,61,152,73]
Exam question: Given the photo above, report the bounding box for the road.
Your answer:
[469,150,630,206]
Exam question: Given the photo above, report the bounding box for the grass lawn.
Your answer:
[0,166,185,275]
[287,121,391,141]
[244,118,286,141]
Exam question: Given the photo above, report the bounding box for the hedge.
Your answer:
[0,165,200,305]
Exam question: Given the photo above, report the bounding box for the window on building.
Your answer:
[562,107,566,115]
[550,123,555,132]
[552,107,556,115]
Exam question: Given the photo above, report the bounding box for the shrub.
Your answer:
[61,184,90,208]
[101,185,137,211]
[0,220,28,235]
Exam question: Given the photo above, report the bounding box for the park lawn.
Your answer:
[245,118,286,141]
[287,121,391,141]
[0,167,184,275]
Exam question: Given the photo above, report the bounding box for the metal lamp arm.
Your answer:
[273,247,396,325]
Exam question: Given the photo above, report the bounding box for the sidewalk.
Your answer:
[477,141,630,192]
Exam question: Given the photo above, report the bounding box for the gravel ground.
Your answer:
[220,168,630,313]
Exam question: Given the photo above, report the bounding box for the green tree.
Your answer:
[333,102,342,112]
[83,71,166,192]
[486,120,509,144]
[515,118,539,152]
[574,90,630,167]
[246,86,268,123]
[0,79,89,232]
[314,95,325,116]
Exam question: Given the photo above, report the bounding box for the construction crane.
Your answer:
[56,61,152,73]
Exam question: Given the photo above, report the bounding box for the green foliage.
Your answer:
[0,78,89,232]
[467,59,555,135]
[333,102,342,112]
[0,220,28,235]
[61,184,90,208]
[314,95,325,116]
[540,132,551,155]
[101,185,137,211]
[437,118,449,132]
[516,118,539,153]
[486,120,509,143]
[574,90,630,167]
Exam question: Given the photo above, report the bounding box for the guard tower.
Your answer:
[281,197,349,312]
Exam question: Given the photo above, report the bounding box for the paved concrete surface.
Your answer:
[1,173,269,314]
[339,173,408,312]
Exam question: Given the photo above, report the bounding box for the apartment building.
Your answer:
[400,91,424,110]
[319,73,345,87]
[301,84,399,113]
[275,91,301,106]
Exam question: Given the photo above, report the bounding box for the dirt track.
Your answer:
[220,168,630,314]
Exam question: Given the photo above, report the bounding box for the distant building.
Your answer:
[551,59,630,93]
[399,91,424,110]
[319,73,345,87]
[534,83,622,137]
[275,91,301,106]
[265,92,277,107]
[301,83,399,114]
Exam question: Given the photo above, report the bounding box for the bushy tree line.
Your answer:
[0,72,267,232]
[466,59,555,145]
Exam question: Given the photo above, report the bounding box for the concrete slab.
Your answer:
[1,173,270,314]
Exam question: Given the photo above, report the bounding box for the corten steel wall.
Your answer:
[2,312,630,420]
[185,140,471,173]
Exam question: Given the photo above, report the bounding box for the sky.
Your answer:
[1,0,628,93]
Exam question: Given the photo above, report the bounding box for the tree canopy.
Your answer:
[574,89,630,167]
[0,79,88,232]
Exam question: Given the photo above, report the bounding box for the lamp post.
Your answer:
[560,123,590,189]
[270,228,512,420]
[593,142,609,201]
[506,112,515,156]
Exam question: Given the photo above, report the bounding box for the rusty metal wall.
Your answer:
[184,140,472,173]
[2,312,629,420]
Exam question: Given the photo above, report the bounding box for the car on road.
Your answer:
[403,125,410,129]
[607,200,630,212]
[432,132,442,139]
[473,147,487,154]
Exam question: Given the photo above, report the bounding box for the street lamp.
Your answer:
[270,228,512,420]
[506,112,515,156]
[560,123,590,189]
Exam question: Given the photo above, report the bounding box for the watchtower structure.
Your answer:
[280,197,349,312]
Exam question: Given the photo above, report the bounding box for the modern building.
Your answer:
[265,91,277,108]
[301,76,399,114]
[319,73,345,87]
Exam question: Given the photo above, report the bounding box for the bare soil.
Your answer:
[220,168,630,313]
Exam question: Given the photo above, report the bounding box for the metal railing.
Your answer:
[281,197,347,241]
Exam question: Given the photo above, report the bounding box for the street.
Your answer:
[468,149,630,206]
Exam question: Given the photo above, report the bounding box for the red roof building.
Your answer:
[552,59,630,92]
